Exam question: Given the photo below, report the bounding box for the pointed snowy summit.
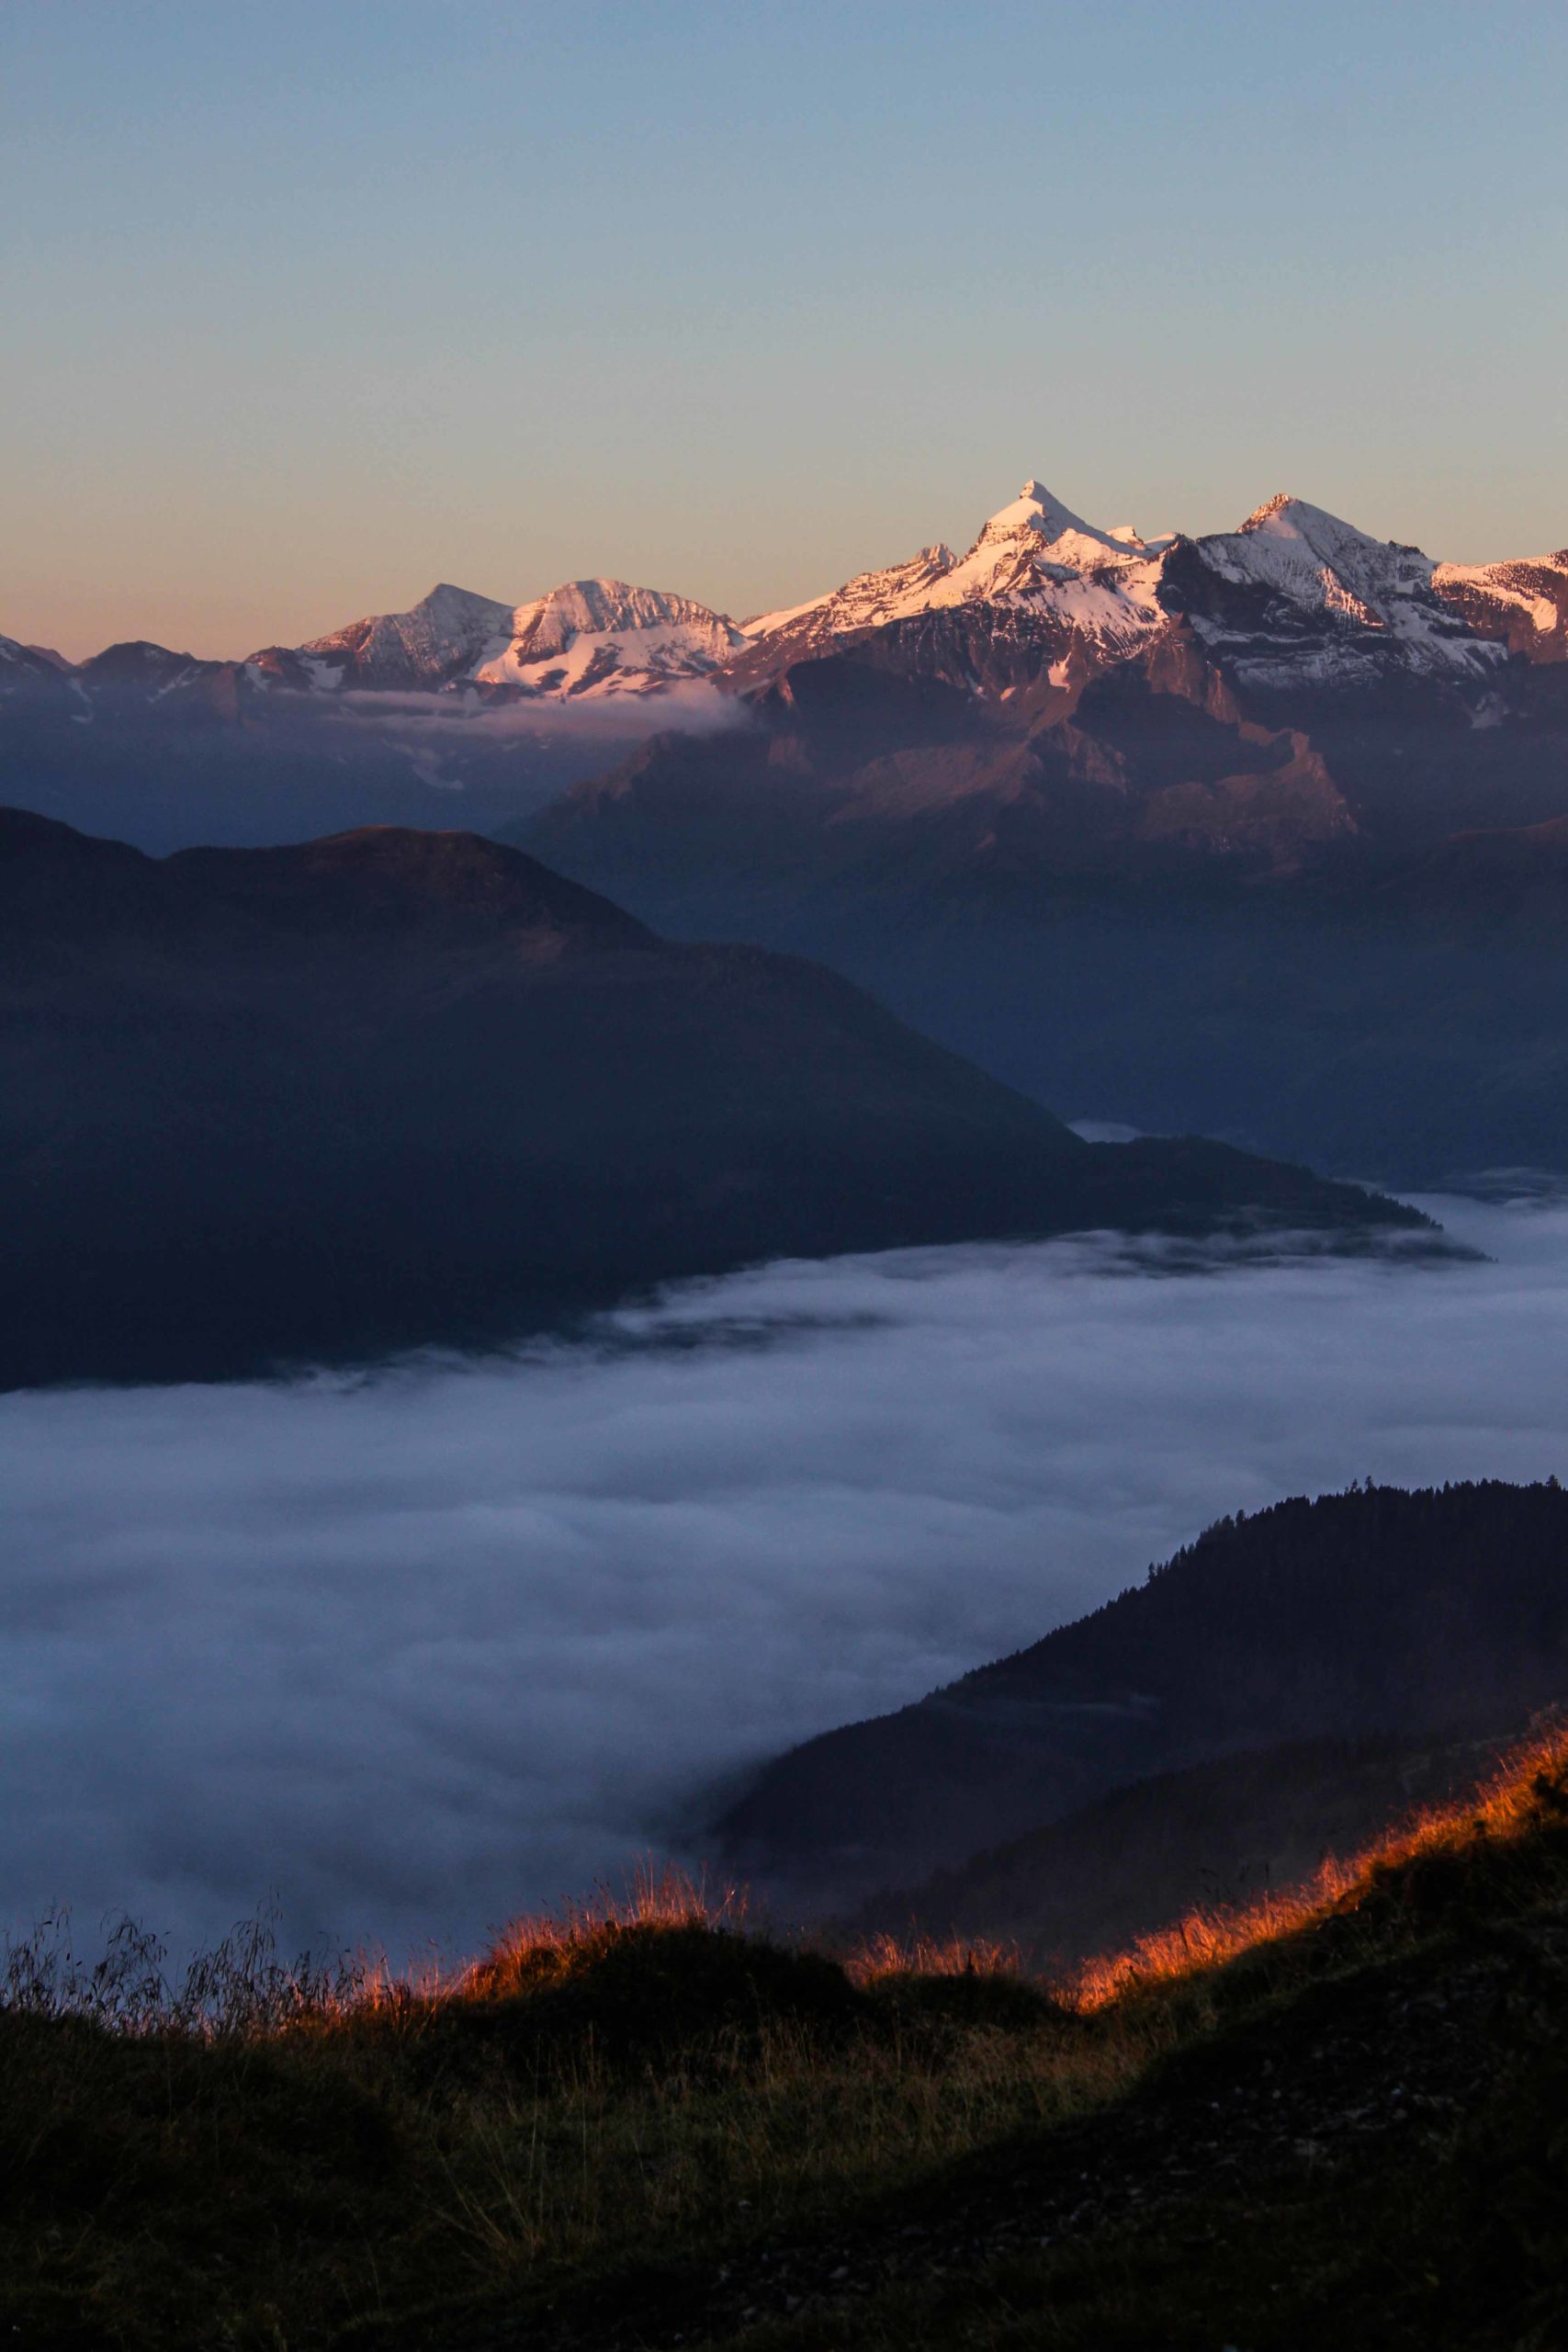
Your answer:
[734,476,1175,677]
[978,480,1131,557]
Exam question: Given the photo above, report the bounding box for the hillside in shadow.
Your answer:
[0,808,1422,1387]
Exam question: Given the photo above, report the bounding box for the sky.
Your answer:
[3,1190,1566,1966]
[3,2,1566,659]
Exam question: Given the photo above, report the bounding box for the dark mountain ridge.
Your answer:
[716,1481,1568,1912]
[0,809,1419,1389]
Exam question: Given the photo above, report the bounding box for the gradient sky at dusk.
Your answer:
[5,1,1565,660]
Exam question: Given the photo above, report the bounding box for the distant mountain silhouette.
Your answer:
[716,1481,1568,1911]
[0,811,1419,1388]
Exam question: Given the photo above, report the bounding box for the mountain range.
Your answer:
[6,478,1563,868]
[513,476,1568,888]
[6,476,1564,718]
[508,485,1568,1184]
[6,474,1568,1182]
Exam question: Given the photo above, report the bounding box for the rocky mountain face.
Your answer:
[0,808,1419,1389]
[273,581,517,692]
[715,1481,1568,1919]
[527,638,1362,917]
[520,480,1568,927]
[2,633,254,722]
[1433,547,1568,662]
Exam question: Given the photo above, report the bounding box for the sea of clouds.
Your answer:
[3,1188,1566,1964]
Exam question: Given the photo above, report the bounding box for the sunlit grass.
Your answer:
[2,1724,1565,2346]
[1071,1716,1568,2007]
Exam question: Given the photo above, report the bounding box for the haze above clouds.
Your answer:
[2,1193,1564,1963]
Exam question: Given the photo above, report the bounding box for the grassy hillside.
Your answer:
[3,1725,1566,2348]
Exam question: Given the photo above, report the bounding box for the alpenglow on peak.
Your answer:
[976,481,1159,561]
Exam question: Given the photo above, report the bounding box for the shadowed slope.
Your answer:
[0,810,1419,1387]
[716,1481,1568,1907]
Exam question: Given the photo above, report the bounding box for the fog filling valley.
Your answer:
[3,1189,1566,1962]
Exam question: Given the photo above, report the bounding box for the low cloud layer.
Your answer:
[2,1192,1566,1963]
[330,677,749,745]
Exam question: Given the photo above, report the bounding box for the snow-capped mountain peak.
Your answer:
[735,481,1174,682]
[1235,492,1411,566]
[1175,493,1506,684]
[734,478,1539,697]
[285,582,516,693]
[1219,492,1444,623]
[1431,547,1568,664]
[253,577,744,701]
[40,469,1558,726]
[469,580,745,697]
[908,478,1174,661]
[976,479,1132,560]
